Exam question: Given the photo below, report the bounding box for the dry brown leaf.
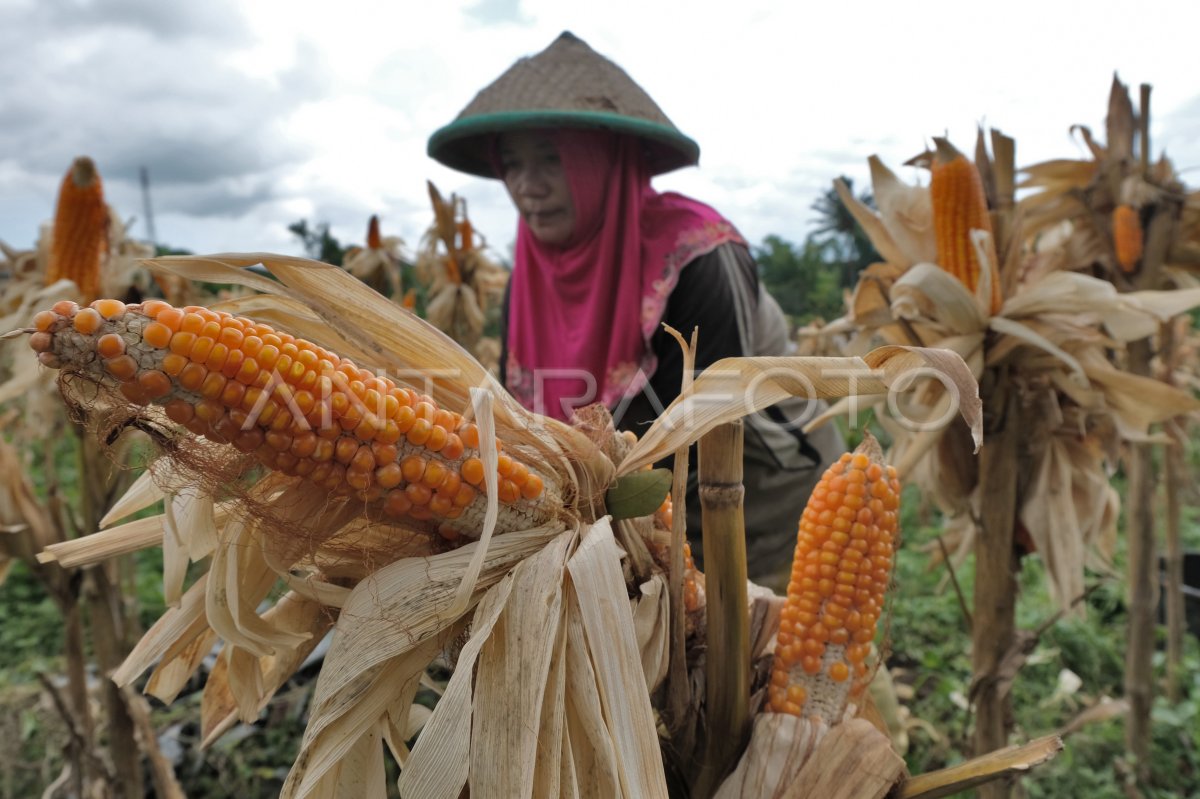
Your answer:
[869,156,937,265]
[399,573,516,798]
[471,533,572,796]
[835,179,911,268]
[897,734,1062,799]
[567,519,668,797]
[618,346,982,475]
[114,574,209,686]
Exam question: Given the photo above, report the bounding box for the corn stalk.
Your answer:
[970,383,1021,799]
[693,420,751,797]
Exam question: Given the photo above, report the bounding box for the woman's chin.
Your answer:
[530,225,572,247]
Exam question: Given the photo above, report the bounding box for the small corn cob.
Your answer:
[366,214,382,250]
[28,299,560,539]
[458,218,474,252]
[930,138,1002,315]
[651,492,702,612]
[46,157,109,302]
[768,434,899,723]
[1112,204,1143,273]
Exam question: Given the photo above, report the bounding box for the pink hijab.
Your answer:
[504,130,745,420]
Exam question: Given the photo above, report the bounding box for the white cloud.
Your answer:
[1,0,1198,260]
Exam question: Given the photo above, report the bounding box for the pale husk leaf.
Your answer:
[470,531,572,797]
[113,573,209,686]
[717,716,904,799]
[618,347,982,474]
[892,263,986,333]
[447,386,503,618]
[285,634,447,799]
[205,518,308,658]
[162,487,218,605]
[533,602,569,799]
[897,734,1062,799]
[566,519,668,798]
[306,524,563,757]
[1079,349,1200,435]
[714,714,826,799]
[1018,435,1118,612]
[630,574,671,693]
[399,572,516,798]
[561,581,622,799]
[201,592,334,746]
[834,179,910,268]
[987,316,1087,384]
[226,646,265,723]
[37,513,165,568]
[869,155,937,265]
[145,628,217,705]
[99,466,166,528]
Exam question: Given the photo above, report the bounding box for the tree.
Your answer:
[755,178,883,324]
[288,220,348,266]
[809,177,881,288]
[754,235,843,323]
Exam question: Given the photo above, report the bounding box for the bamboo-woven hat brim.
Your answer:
[427,31,700,178]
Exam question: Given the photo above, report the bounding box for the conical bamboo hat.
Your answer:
[428,31,700,178]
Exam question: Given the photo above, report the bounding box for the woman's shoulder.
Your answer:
[673,240,757,292]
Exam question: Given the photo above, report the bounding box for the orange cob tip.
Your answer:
[366,214,382,250]
[1111,204,1143,273]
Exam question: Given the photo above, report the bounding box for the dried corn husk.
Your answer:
[343,214,408,302]
[416,182,509,367]
[18,249,987,798]
[821,120,1200,613]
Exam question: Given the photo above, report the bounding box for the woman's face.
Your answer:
[497,131,576,246]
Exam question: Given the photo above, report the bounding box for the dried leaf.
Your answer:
[471,533,572,796]
[99,467,164,527]
[114,574,209,686]
[618,347,982,475]
[834,179,911,267]
[567,519,668,797]
[37,513,164,568]
[399,574,516,798]
[869,156,937,265]
[897,734,1062,799]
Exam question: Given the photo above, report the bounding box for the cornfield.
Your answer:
[1,75,1198,799]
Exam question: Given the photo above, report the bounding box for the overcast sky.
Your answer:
[2,0,1198,263]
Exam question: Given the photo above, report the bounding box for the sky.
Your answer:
[2,0,1199,264]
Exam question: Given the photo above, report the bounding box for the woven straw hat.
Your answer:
[428,31,699,178]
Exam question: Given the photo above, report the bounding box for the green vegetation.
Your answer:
[755,179,881,324]
[288,219,350,266]
[889,479,1200,798]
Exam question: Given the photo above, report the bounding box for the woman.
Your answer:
[428,32,843,590]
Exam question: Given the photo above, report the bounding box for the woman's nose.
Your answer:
[512,166,549,198]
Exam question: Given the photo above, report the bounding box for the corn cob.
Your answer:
[930,138,1002,315]
[768,434,899,723]
[45,157,109,302]
[1112,204,1143,273]
[28,299,560,539]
